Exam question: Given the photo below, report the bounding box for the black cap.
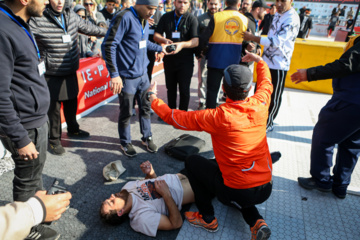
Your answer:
[252,0,271,9]
[223,64,252,92]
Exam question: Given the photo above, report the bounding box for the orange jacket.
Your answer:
[152,61,273,189]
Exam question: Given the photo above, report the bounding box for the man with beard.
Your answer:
[297,8,312,39]
[259,3,276,35]
[29,0,106,156]
[100,0,116,25]
[241,0,269,70]
[0,0,72,238]
[197,0,248,109]
[240,0,252,14]
[154,0,199,111]
[243,0,299,132]
[101,0,165,157]
[196,0,219,110]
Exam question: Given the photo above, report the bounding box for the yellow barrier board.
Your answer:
[254,39,346,95]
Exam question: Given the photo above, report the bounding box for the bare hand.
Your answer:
[156,52,165,61]
[35,190,72,222]
[18,142,39,160]
[243,31,254,41]
[140,161,155,175]
[110,76,123,94]
[291,69,308,84]
[242,50,262,63]
[246,42,255,52]
[148,18,155,26]
[154,180,171,197]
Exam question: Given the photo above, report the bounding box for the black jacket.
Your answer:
[0,2,50,148]
[259,13,274,35]
[241,12,261,65]
[29,6,107,76]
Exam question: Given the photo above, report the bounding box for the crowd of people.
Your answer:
[0,0,359,240]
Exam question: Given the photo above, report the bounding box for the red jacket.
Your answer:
[152,60,273,189]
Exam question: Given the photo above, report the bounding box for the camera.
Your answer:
[166,44,176,53]
[47,179,67,195]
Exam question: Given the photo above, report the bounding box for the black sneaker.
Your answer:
[332,189,346,199]
[67,129,90,138]
[298,177,331,192]
[142,137,158,153]
[25,224,60,240]
[49,144,65,156]
[270,151,281,164]
[121,143,137,157]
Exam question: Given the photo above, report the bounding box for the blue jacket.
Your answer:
[0,3,50,148]
[102,8,162,79]
[307,39,360,105]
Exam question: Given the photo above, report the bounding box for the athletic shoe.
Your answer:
[270,151,281,164]
[198,102,206,110]
[298,177,331,192]
[250,219,271,240]
[25,224,60,240]
[142,137,158,153]
[266,126,274,133]
[184,211,219,233]
[332,189,346,199]
[67,129,90,138]
[120,143,137,157]
[49,144,65,156]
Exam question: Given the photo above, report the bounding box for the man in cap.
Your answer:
[148,51,274,239]
[259,4,276,35]
[101,0,165,157]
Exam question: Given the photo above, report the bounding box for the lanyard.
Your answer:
[53,14,67,34]
[0,7,41,60]
[130,6,145,38]
[174,12,183,32]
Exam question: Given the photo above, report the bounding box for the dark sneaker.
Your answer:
[67,129,90,138]
[142,137,158,153]
[120,143,137,157]
[251,219,271,240]
[332,189,346,199]
[49,144,65,156]
[270,151,281,164]
[25,224,60,240]
[298,177,331,192]
[198,102,206,110]
[185,211,219,232]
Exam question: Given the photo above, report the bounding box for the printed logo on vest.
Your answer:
[224,18,240,35]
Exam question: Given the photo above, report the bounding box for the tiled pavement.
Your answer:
[1,63,359,240]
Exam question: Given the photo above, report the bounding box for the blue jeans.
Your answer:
[118,74,152,145]
[311,97,360,195]
[0,122,48,201]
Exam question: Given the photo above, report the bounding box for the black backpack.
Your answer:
[164,134,205,161]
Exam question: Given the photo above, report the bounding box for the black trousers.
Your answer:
[164,61,194,111]
[266,69,287,128]
[48,98,79,146]
[185,155,272,227]
[0,122,48,201]
[206,68,223,109]
[147,50,156,82]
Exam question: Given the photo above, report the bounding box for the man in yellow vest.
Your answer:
[196,0,248,109]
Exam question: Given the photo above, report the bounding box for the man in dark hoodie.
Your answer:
[29,0,107,155]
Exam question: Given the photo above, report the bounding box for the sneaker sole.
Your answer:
[141,141,158,153]
[188,221,219,233]
[256,227,271,240]
[120,146,137,157]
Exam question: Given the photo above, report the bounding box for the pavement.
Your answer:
[1,61,360,240]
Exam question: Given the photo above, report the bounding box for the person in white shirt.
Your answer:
[243,0,299,132]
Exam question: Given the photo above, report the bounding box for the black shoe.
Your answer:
[25,224,60,240]
[298,177,331,192]
[270,151,281,164]
[198,102,206,110]
[120,143,137,157]
[332,189,346,199]
[142,137,158,153]
[67,129,90,138]
[49,144,65,156]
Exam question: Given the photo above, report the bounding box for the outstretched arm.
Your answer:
[140,161,157,179]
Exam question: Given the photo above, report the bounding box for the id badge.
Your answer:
[38,61,46,76]
[62,34,71,43]
[148,29,155,35]
[139,40,146,49]
[172,32,180,39]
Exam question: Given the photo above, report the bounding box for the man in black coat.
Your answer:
[259,3,275,35]
[30,0,107,155]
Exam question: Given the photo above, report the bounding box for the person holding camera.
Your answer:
[153,0,199,112]
[101,0,165,157]
[0,190,72,240]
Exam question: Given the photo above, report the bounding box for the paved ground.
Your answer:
[1,62,360,240]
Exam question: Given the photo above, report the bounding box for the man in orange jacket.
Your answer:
[148,51,273,240]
